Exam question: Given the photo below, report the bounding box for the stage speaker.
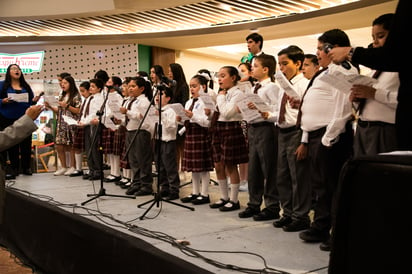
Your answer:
[329,154,412,274]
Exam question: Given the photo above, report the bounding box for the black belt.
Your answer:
[308,127,326,138]
[357,119,393,128]
[278,126,298,134]
[250,121,273,128]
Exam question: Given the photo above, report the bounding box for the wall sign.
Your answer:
[0,51,45,73]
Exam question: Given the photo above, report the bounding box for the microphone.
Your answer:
[323,43,351,70]
[160,76,176,86]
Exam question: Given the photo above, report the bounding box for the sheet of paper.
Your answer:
[235,93,263,122]
[237,81,252,94]
[199,92,216,111]
[103,117,117,130]
[62,115,78,126]
[107,100,123,120]
[168,103,189,121]
[8,93,29,103]
[317,70,378,94]
[44,95,59,108]
[274,72,299,98]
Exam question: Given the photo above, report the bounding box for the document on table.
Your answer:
[274,72,299,98]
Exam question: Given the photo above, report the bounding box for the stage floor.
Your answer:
[5,170,329,274]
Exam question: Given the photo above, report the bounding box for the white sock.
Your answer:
[200,171,210,196]
[75,153,83,171]
[230,183,240,203]
[218,179,229,200]
[191,172,201,194]
[123,168,131,180]
[110,154,121,177]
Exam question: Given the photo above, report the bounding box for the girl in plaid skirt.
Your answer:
[180,74,214,205]
[210,66,248,212]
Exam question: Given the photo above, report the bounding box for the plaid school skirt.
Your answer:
[212,121,249,165]
[118,126,130,169]
[181,123,214,172]
[72,126,85,151]
[102,127,114,154]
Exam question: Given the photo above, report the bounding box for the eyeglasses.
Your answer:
[10,67,21,71]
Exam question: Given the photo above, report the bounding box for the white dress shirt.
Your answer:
[216,86,244,122]
[277,73,309,128]
[248,78,280,124]
[361,70,399,124]
[300,63,359,146]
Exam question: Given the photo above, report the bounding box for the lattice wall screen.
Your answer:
[24,43,138,81]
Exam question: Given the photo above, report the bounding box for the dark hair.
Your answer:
[238,62,256,86]
[157,84,173,100]
[277,45,305,70]
[130,76,153,102]
[304,54,319,66]
[57,72,71,79]
[373,13,394,30]
[191,74,209,93]
[90,78,105,90]
[137,71,149,77]
[111,76,122,87]
[0,64,34,100]
[94,69,109,84]
[318,28,351,47]
[220,66,241,85]
[79,81,90,90]
[61,75,80,106]
[169,63,189,105]
[151,65,165,84]
[197,69,214,90]
[254,54,277,82]
[246,32,264,50]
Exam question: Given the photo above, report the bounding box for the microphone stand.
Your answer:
[135,86,194,220]
[81,90,135,206]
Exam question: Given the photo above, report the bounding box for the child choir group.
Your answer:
[39,16,397,252]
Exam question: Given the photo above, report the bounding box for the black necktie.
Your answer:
[278,93,288,124]
[296,68,326,127]
[253,83,262,94]
[83,96,94,118]
[189,98,198,111]
[357,70,381,115]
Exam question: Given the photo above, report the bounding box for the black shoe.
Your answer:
[192,195,210,205]
[69,170,84,177]
[210,198,229,209]
[120,180,132,189]
[181,193,199,203]
[253,208,279,221]
[135,187,153,196]
[104,175,121,182]
[273,216,293,228]
[319,237,332,252]
[283,219,310,232]
[299,227,330,243]
[160,189,170,198]
[89,175,101,181]
[22,169,32,175]
[238,207,260,218]
[219,200,240,212]
[5,174,16,180]
[82,173,90,180]
[125,183,141,195]
[164,192,179,201]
